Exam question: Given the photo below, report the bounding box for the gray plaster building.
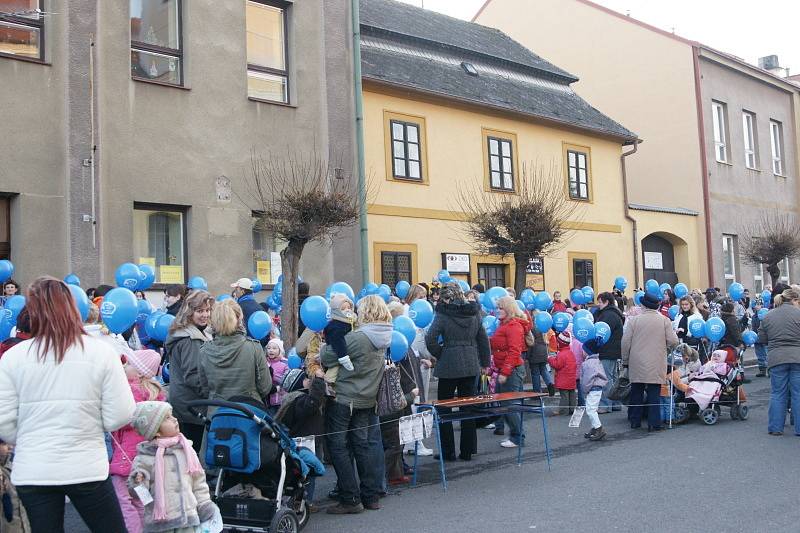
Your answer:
[0,0,360,294]
[698,47,800,291]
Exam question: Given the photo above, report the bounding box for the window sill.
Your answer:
[386,176,428,185]
[248,96,296,108]
[745,166,761,172]
[0,52,49,65]
[568,196,591,203]
[132,77,190,90]
[774,173,788,179]
[715,160,733,167]
[487,187,517,195]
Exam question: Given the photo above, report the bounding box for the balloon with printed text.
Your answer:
[552,312,571,333]
[115,263,142,291]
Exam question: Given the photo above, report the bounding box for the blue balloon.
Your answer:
[161,362,170,383]
[247,310,272,340]
[393,315,417,345]
[534,311,553,333]
[0,317,11,343]
[674,283,688,299]
[409,299,434,329]
[390,330,409,362]
[68,284,89,322]
[659,283,672,298]
[273,281,283,297]
[100,288,138,334]
[251,278,262,293]
[395,280,411,299]
[515,300,526,312]
[138,264,156,291]
[742,330,758,347]
[115,263,142,291]
[758,308,768,320]
[287,353,302,370]
[574,309,593,323]
[645,279,660,297]
[552,312,571,333]
[300,295,330,333]
[326,281,355,302]
[0,260,14,283]
[520,289,536,310]
[136,298,154,325]
[187,276,208,291]
[728,282,744,301]
[457,279,470,293]
[64,273,81,286]
[704,316,726,343]
[581,286,594,303]
[482,315,499,337]
[688,318,705,338]
[484,286,509,311]
[153,313,175,342]
[594,321,611,344]
[573,317,596,343]
[437,269,450,283]
[534,291,552,311]
[363,282,379,296]
[216,294,232,302]
[267,293,281,311]
[377,284,392,303]
[569,288,585,306]
[634,290,645,306]
[2,295,25,325]
[614,276,628,291]
[761,290,772,306]
[668,305,679,320]
[145,311,165,339]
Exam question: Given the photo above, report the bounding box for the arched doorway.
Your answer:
[642,233,678,284]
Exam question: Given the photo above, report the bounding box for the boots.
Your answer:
[589,426,607,441]
[584,427,597,439]
[756,366,767,377]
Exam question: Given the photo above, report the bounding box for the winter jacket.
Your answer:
[198,331,272,409]
[128,440,217,532]
[109,379,166,477]
[593,305,625,360]
[757,302,800,368]
[548,347,577,390]
[552,300,568,313]
[579,353,608,395]
[719,311,743,347]
[425,301,491,379]
[275,377,326,438]
[165,325,213,424]
[165,299,183,317]
[0,336,135,486]
[320,322,393,409]
[621,309,679,384]
[0,333,31,360]
[323,312,354,360]
[751,312,765,345]
[673,310,704,344]
[237,295,262,337]
[526,327,549,364]
[266,357,289,406]
[490,317,528,376]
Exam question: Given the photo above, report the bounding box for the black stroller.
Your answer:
[188,398,320,532]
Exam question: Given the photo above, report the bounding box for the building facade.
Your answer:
[0,0,360,293]
[360,0,638,294]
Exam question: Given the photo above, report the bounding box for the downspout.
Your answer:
[351,0,370,284]
[692,45,715,288]
[621,140,640,289]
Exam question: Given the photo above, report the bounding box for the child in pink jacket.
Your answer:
[266,338,289,409]
[109,350,165,533]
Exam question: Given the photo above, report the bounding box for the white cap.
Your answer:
[230,278,254,290]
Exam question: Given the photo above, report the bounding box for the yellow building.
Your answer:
[359,0,642,294]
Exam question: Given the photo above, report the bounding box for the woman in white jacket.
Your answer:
[672,296,704,348]
[0,277,135,533]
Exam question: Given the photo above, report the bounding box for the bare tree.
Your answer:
[741,214,800,286]
[454,162,584,295]
[240,150,361,346]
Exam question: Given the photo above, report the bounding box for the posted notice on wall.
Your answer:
[159,265,184,284]
[256,260,271,285]
[270,252,282,283]
[643,251,663,270]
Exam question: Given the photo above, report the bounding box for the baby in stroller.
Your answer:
[680,349,747,425]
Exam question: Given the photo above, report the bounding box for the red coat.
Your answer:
[109,379,166,477]
[552,300,568,313]
[490,317,528,376]
[548,346,577,390]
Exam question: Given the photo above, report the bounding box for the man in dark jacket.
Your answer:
[594,292,625,412]
[231,278,262,337]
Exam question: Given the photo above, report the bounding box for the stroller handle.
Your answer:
[186,399,270,427]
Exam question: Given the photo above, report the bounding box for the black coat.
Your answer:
[594,305,625,360]
[719,312,743,347]
[425,301,491,379]
[276,377,326,438]
[526,330,549,364]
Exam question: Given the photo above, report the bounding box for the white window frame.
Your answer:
[722,234,737,289]
[780,257,791,284]
[770,120,784,175]
[742,111,757,169]
[712,101,728,163]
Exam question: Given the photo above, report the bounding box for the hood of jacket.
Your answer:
[358,322,393,350]
[436,301,481,327]
[331,307,355,324]
[165,325,212,349]
[201,332,250,368]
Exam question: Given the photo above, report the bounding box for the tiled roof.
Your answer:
[629,203,699,216]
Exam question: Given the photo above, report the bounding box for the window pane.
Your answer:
[501,141,511,157]
[133,208,184,283]
[502,157,512,172]
[717,145,725,162]
[490,155,500,172]
[569,167,577,180]
[393,140,405,158]
[246,1,285,70]
[408,143,419,161]
[247,70,287,103]
[503,173,512,190]
[579,184,587,198]
[0,20,40,58]
[578,168,586,182]
[491,172,501,188]
[131,49,181,84]
[408,161,421,179]
[568,151,576,167]
[489,138,499,155]
[569,182,578,196]
[391,122,404,141]
[406,125,418,143]
[393,159,406,177]
[578,153,586,169]
[130,0,180,50]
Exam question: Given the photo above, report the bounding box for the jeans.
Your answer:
[325,402,382,505]
[17,477,127,533]
[437,376,478,459]
[497,365,526,445]
[755,344,768,369]
[367,412,387,493]
[529,362,553,393]
[600,359,621,409]
[585,388,603,429]
[768,363,800,434]
[660,396,671,423]
[628,383,662,429]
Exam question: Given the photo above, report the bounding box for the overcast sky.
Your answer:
[398,0,799,75]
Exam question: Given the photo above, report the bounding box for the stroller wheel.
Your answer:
[701,408,719,425]
[270,507,299,533]
[738,404,749,420]
[730,405,740,420]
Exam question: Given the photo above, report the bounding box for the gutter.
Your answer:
[692,45,715,288]
[621,140,640,289]
[352,0,370,285]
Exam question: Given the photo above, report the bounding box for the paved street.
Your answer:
[64,365,799,533]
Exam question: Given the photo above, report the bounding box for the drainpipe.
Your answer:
[351,0,369,285]
[692,45,715,288]
[621,140,640,289]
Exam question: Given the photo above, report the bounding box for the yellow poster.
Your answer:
[159,265,184,284]
[138,257,156,268]
[525,274,545,291]
[257,260,271,285]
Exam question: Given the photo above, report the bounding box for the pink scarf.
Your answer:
[152,434,203,521]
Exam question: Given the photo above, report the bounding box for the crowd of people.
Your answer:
[0,273,798,532]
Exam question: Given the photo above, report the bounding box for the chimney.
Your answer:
[758,55,790,78]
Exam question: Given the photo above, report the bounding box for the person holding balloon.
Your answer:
[594,292,626,413]
[164,290,214,454]
[673,296,704,348]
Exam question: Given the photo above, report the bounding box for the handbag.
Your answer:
[377,360,407,416]
[524,330,536,348]
[607,366,631,402]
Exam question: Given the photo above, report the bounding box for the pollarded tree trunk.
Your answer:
[767,263,782,287]
[280,238,305,348]
[513,253,528,296]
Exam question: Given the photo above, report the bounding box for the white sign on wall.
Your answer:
[644,251,664,270]
[444,253,470,273]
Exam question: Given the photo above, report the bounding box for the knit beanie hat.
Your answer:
[556,329,571,347]
[127,349,161,379]
[641,293,660,310]
[267,338,285,357]
[132,401,172,440]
